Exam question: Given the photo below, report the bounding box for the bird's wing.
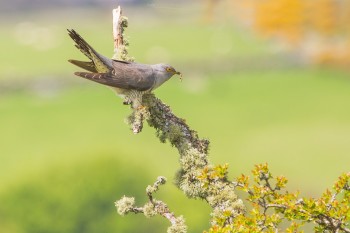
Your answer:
[74,61,155,91]
[109,61,156,91]
[111,59,132,64]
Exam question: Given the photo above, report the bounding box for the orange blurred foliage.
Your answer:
[255,0,305,44]
[252,0,350,66]
[216,0,350,67]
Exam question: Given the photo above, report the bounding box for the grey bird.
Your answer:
[67,29,182,108]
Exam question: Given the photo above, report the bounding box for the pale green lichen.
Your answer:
[113,16,134,62]
[145,185,156,195]
[210,201,245,226]
[115,196,135,216]
[180,148,207,170]
[179,171,207,198]
[207,183,245,226]
[167,124,184,146]
[143,202,157,218]
[167,216,187,233]
[120,16,128,28]
[146,176,167,195]
[206,183,239,207]
[152,199,168,213]
[126,107,150,134]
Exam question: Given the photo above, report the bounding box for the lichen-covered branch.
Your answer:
[115,177,187,233]
[112,7,186,232]
[122,93,246,229]
[112,6,146,133]
[140,94,245,225]
[112,6,133,61]
[112,5,244,230]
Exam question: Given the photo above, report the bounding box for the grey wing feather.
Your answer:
[108,61,156,91]
[74,61,155,91]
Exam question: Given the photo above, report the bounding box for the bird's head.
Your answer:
[158,64,182,81]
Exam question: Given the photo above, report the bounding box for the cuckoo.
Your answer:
[67,29,181,108]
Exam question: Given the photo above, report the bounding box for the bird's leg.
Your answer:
[136,105,148,112]
[132,101,145,110]
[131,92,146,110]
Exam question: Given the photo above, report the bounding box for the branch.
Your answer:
[112,6,122,55]
[115,177,187,233]
[112,6,133,61]
[112,6,187,232]
[139,92,246,228]
[111,4,245,229]
[112,5,148,133]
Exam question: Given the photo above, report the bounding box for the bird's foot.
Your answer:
[136,105,147,111]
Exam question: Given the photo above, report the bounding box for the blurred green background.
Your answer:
[1,1,350,232]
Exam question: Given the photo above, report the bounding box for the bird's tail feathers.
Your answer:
[68,60,97,72]
[67,29,112,72]
[67,29,94,60]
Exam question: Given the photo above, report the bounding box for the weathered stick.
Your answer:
[112,6,122,54]
[112,6,133,61]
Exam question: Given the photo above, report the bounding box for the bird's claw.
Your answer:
[136,105,147,111]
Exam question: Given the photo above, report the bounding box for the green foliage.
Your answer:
[205,164,350,232]
[0,157,169,233]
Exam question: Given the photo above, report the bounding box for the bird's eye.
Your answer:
[166,67,173,72]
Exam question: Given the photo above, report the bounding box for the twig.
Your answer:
[115,176,187,233]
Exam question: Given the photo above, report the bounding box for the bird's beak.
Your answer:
[175,71,183,81]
